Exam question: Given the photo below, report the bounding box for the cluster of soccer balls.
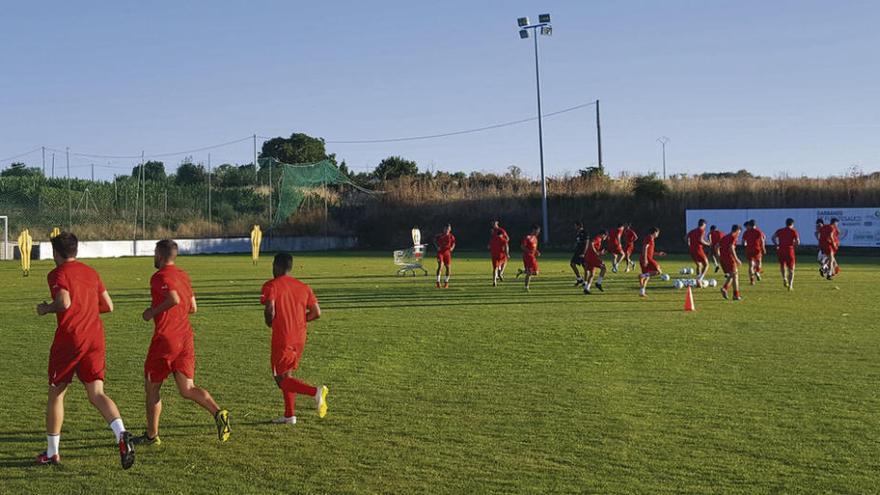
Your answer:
[659,267,719,289]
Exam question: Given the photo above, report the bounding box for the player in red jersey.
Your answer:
[686,219,711,285]
[818,217,840,280]
[582,231,608,295]
[708,225,724,273]
[517,224,541,291]
[772,218,800,290]
[434,224,456,288]
[622,223,639,272]
[488,219,510,286]
[718,224,743,300]
[34,232,135,468]
[638,227,664,297]
[261,253,328,425]
[814,218,827,274]
[133,240,230,447]
[608,223,625,273]
[742,219,767,285]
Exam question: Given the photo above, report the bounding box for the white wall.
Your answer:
[37,235,357,260]
[686,207,880,247]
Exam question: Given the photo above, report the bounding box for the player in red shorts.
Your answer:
[718,224,743,301]
[638,227,664,297]
[488,220,510,286]
[261,253,328,425]
[686,219,711,285]
[818,217,840,280]
[708,225,724,273]
[742,219,766,285]
[622,223,639,272]
[772,217,800,290]
[434,224,456,288]
[133,240,230,447]
[34,232,135,468]
[517,224,541,291]
[607,223,625,273]
[582,231,608,295]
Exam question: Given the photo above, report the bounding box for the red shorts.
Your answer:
[48,338,106,386]
[608,243,623,255]
[721,258,739,274]
[584,255,604,270]
[640,260,660,274]
[491,252,508,269]
[777,248,796,269]
[624,244,635,255]
[523,253,539,274]
[820,244,836,256]
[746,251,763,262]
[689,249,708,264]
[271,343,304,375]
[437,251,452,266]
[144,332,196,383]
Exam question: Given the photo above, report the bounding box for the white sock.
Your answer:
[436,275,441,283]
[639,287,646,295]
[597,276,603,284]
[585,281,592,290]
[47,434,60,457]
[109,418,126,442]
[444,276,450,283]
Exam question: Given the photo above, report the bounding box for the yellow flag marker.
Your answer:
[17,228,33,276]
[250,225,263,265]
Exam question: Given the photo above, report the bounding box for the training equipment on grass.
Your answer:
[394,227,428,276]
[17,228,32,275]
[679,267,694,275]
[684,286,696,311]
[673,279,684,289]
[250,224,262,265]
[709,278,718,287]
[660,273,671,281]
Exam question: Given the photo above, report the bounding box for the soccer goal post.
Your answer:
[0,216,8,261]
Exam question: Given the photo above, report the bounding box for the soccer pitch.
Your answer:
[1,252,878,494]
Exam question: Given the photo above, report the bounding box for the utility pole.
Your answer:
[595,99,603,174]
[141,151,146,239]
[51,153,55,178]
[91,163,94,182]
[253,134,258,183]
[42,146,45,175]
[657,137,670,180]
[66,147,71,230]
[207,152,212,235]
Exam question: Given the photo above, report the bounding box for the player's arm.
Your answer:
[190,296,197,314]
[143,289,181,321]
[771,233,779,246]
[36,289,71,316]
[306,302,321,322]
[98,290,114,314]
[263,300,275,328]
[794,235,800,247]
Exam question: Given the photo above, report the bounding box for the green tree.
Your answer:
[174,161,207,186]
[1,162,43,177]
[632,174,669,201]
[373,156,418,181]
[131,161,166,181]
[260,133,337,167]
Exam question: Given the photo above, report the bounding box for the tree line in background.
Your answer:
[2,131,879,247]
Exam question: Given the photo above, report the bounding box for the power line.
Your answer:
[44,135,253,160]
[0,147,42,163]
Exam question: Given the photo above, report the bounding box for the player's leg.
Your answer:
[83,379,135,468]
[721,270,732,299]
[731,270,741,300]
[275,370,327,420]
[39,382,68,464]
[583,266,594,294]
[570,257,583,285]
[443,261,451,288]
[788,264,796,290]
[435,259,442,287]
[172,372,230,441]
[596,264,606,292]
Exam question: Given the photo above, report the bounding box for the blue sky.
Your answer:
[1,0,878,180]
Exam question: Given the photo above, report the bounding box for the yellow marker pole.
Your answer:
[18,229,33,276]
[50,227,60,238]
[250,225,262,265]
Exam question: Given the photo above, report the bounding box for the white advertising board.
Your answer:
[686,207,880,247]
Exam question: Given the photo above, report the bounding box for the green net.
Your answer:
[262,158,361,225]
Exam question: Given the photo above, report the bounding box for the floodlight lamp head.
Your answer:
[519,29,529,39]
[517,17,529,27]
[540,25,552,36]
[539,13,551,23]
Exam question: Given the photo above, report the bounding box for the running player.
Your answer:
[818,218,840,280]
[719,224,743,301]
[517,225,541,291]
[608,223,625,273]
[638,227,664,298]
[34,232,135,468]
[583,230,608,295]
[622,223,639,272]
[772,218,800,290]
[569,221,588,286]
[434,224,456,288]
[489,220,510,286]
[708,225,724,272]
[261,253,328,425]
[133,240,230,446]
[742,219,766,285]
[814,218,827,275]
[686,219,711,284]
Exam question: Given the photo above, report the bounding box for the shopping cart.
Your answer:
[393,244,428,276]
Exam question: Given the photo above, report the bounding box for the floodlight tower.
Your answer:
[517,13,553,244]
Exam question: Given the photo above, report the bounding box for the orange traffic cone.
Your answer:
[684,285,696,312]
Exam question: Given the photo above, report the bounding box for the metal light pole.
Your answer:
[657,136,670,180]
[517,14,553,244]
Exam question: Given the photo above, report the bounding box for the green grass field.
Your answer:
[1,251,878,494]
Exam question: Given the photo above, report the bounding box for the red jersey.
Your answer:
[742,228,766,254]
[489,228,509,254]
[521,234,539,256]
[435,233,456,253]
[623,228,638,247]
[719,232,739,261]
[818,224,838,250]
[150,265,194,339]
[687,227,706,253]
[774,227,799,248]
[261,275,317,351]
[47,261,106,345]
[709,230,724,248]
[608,227,624,248]
[641,235,656,262]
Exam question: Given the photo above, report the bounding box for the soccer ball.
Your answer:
[679,267,689,275]
[700,279,709,288]
[709,279,718,287]
[673,279,684,289]
[660,273,670,281]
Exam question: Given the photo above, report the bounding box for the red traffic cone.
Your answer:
[684,285,696,312]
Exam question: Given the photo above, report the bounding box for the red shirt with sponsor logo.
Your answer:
[47,260,106,345]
